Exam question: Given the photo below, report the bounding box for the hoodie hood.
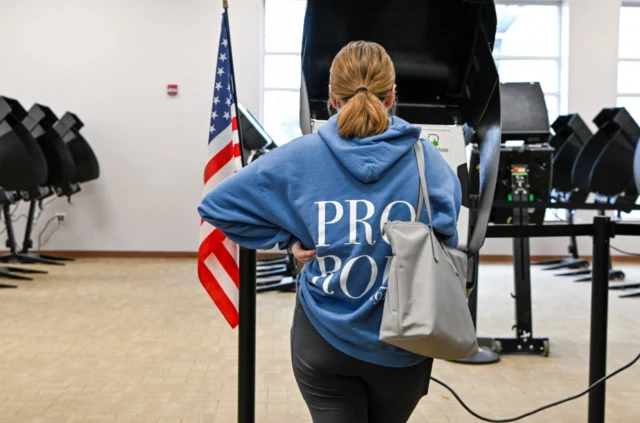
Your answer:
[317,115,422,183]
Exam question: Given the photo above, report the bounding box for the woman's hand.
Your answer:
[291,240,317,264]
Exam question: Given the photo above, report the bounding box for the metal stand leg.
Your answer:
[556,269,592,277]
[542,258,590,271]
[0,264,47,286]
[0,253,65,265]
[475,191,549,356]
[38,254,75,262]
[0,203,64,266]
[574,269,625,283]
[0,266,46,281]
[499,231,548,355]
[608,282,640,290]
[588,216,610,423]
[238,247,256,423]
[3,266,47,276]
[619,289,640,298]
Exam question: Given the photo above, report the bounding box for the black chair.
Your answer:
[56,112,100,184]
[0,98,66,266]
[0,97,50,286]
[18,104,82,262]
[609,138,640,298]
[569,108,640,283]
[535,114,592,272]
[26,105,80,198]
[572,108,639,198]
[1,104,100,265]
[550,114,593,194]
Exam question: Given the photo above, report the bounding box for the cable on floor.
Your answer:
[430,351,640,422]
[551,209,566,222]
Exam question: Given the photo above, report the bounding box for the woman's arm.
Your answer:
[198,159,294,251]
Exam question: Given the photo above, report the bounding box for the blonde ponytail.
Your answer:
[329,41,396,139]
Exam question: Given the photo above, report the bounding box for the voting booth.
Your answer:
[299,0,501,256]
[636,142,640,194]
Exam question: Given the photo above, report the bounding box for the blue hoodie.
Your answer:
[198,115,462,367]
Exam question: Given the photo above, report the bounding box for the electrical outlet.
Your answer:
[55,212,66,223]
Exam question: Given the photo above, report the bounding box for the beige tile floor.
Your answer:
[0,258,639,423]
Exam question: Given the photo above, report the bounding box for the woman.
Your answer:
[198,41,462,423]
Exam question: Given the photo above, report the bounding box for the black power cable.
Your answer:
[610,245,640,257]
[431,351,640,422]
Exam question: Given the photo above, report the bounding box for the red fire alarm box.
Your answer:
[167,84,178,96]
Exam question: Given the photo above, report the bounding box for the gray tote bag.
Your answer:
[380,141,479,361]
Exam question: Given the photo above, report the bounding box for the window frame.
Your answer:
[493,0,565,122]
[618,3,640,105]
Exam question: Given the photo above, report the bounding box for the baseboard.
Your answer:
[5,251,198,259]
[4,250,287,260]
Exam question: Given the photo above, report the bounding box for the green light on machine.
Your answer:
[508,194,513,201]
[529,194,535,202]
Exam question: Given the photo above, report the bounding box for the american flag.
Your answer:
[198,11,243,328]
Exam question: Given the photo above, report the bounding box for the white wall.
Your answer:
[0,0,636,256]
[0,0,263,252]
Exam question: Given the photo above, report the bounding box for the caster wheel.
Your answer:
[542,340,550,357]
[494,340,503,354]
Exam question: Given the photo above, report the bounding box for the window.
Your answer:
[263,0,306,145]
[494,1,564,122]
[618,4,640,122]
[618,4,640,221]
[262,1,565,144]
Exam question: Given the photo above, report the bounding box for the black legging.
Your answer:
[290,301,434,423]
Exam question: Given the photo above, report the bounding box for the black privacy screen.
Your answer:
[302,0,497,124]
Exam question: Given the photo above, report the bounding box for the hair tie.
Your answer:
[355,87,369,93]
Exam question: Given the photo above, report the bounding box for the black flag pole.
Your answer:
[222,1,257,422]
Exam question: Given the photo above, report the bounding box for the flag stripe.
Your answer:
[211,239,240,288]
[199,228,227,262]
[199,221,216,244]
[223,237,237,262]
[204,253,239,316]
[204,157,235,195]
[209,126,232,157]
[198,258,239,328]
[205,140,234,183]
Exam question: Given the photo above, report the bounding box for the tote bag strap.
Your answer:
[413,141,438,260]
